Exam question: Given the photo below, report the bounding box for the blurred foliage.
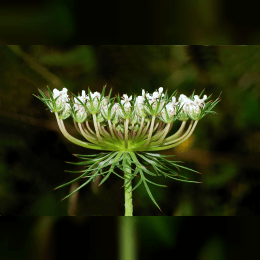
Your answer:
[1,0,260,45]
[1,216,258,260]
[0,45,260,216]
[0,217,225,260]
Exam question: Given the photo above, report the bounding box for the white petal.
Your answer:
[53,89,60,98]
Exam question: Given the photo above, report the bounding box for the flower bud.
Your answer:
[73,94,88,123]
[134,96,146,117]
[143,88,165,116]
[160,102,176,123]
[101,97,108,107]
[188,103,202,120]
[49,88,69,112]
[58,103,71,120]
[176,95,192,121]
[74,108,88,123]
[96,113,105,123]
[85,91,102,114]
[118,101,132,119]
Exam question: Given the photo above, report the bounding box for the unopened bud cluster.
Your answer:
[35,86,220,152]
[50,87,208,122]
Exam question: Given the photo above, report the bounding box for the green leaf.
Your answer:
[54,170,91,190]
[38,88,48,99]
[131,177,143,192]
[153,165,180,177]
[140,171,162,211]
[98,152,124,186]
[47,86,54,100]
[111,170,127,180]
[163,173,201,183]
[128,168,140,182]
[136,153,157,165]
[129,152,157,176]
[144,177,168,187]
[61,174,97,201]
[98,167,114,186]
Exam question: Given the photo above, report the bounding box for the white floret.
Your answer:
[121,94,132,105]
[51,88,69,112]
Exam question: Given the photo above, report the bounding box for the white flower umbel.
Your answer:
[39,87,69,113]
[35,86,221,215]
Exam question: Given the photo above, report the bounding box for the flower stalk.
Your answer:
[124,153,133,216]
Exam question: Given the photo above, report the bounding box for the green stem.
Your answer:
[150,123,166,141]
[164,120,188,142]
[134,116,145,140]
[78,123,99,144]
[124,119,129,149]
[102,125,112,138]
[73,120,81,134]
[86,121,95,135]
[144,115,156,146]
[124,154,133,216]
[119,217,137,260]
[149,123,171,146]
[113,123,123,141]
[97,122,110,139]
[54,112,103,150]
[92,113,101,140]
[108,119,117,140]
[151,120,198,151]
[150,123,169,142]
[163,120,194,145]
[137,121,150,141]
[169,121,186,139]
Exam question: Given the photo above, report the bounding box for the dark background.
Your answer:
[0,217,259,260]
[0,45,260,216]
[1,0,260,45]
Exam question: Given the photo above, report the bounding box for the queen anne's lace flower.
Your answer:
[121,94,132,104]
[142,88,166,116]
[86,91,102,110]
[35,85,220,215]
[134,92,146,117]
[88,91,101,100]
[50,87,69,112]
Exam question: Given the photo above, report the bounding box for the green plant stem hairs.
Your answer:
[34,86,221,215]
[124,154,133,216]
